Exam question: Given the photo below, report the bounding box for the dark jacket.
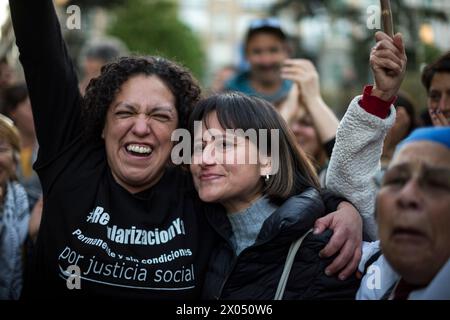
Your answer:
[203,188,360,300]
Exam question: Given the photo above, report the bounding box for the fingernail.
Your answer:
[313,228,320,234]
[325,269,331,276]
[339,275,346,281]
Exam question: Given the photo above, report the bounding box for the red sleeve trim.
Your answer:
[358,85,396,119]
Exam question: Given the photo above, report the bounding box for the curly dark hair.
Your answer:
[82,56,201,140]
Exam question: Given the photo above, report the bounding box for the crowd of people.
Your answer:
[0,0,449,300]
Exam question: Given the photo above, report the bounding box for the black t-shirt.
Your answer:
[11,0,217,299]
[33,140,216,299]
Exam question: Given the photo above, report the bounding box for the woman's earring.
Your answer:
[264,174,270,182]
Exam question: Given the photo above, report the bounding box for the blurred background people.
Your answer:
[1,83,40,210]
[0,57,16,110]
[0,58,15,89]
[78,37,128,95]
[208,64,237,94]
[279,60,339,184]
[421,51,450,127]
[0,114,30,300]
[225,19,339,183]
[224,18,292,105]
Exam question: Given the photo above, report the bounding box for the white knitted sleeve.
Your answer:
[326,95,396,240]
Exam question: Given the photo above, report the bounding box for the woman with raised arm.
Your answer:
[326,31,407,241]
[11,0,218,299]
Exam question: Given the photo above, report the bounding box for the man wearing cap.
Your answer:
[224,18,292,105]
[226,18,341,184]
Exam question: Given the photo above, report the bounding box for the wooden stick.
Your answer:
[380,0,394,37]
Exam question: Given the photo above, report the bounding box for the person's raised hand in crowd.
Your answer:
[370,31,407,101]
[280,59,339,145]
[281,59,321,107]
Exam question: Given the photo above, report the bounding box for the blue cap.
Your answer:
[398,127,450,151]
[245,17,286,43]
[249,17,283,30]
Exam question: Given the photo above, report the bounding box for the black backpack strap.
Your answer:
[364,250,382,274]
